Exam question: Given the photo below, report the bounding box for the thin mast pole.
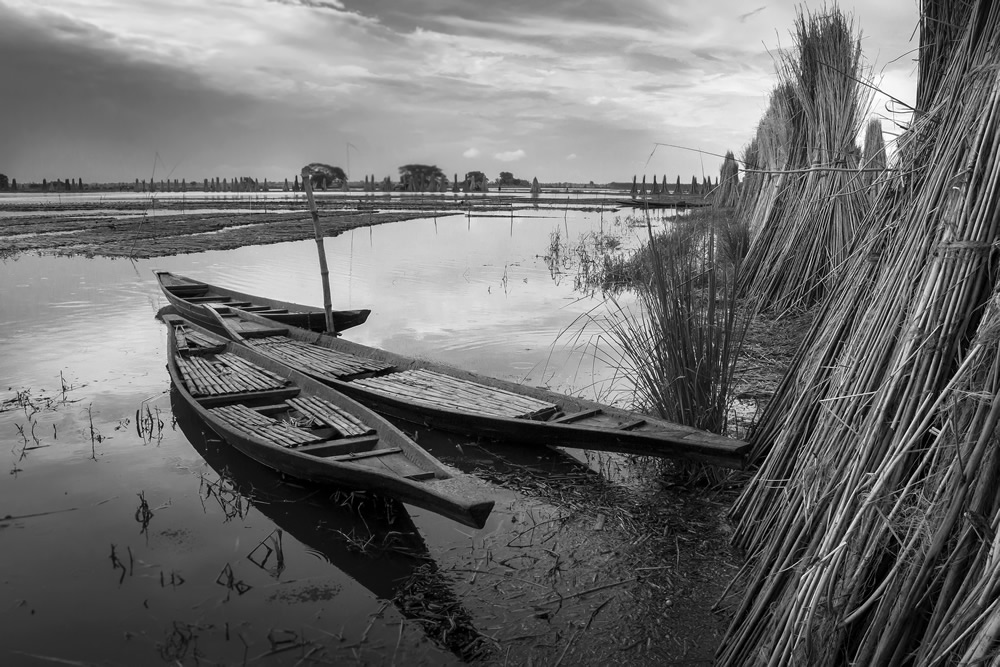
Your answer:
[301,168,335,333]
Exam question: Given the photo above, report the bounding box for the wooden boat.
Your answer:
[154,270,370,335]
[171,391,490,661]
[163,313,494,529]
[199,305,750,469]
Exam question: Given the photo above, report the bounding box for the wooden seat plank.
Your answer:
[293,434,380,457]
[551,408,603,424]
[328,447,402,462]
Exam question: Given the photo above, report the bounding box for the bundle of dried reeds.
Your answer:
[860,117,886,187]
[715,150,741,208]
[738,8,871,314]
[734,83,801,250]
[719,1,1000,663]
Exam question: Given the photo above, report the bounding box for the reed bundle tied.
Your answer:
[860,117,887,188]
[715,150,741,208]
[718,1,1000,663]
[738,8,873,314]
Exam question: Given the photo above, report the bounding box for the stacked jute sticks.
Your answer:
[737,9,872,314]
[718,1,1000,663]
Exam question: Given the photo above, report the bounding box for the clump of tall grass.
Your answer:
[584,209,749,437]
[545,219,636,294]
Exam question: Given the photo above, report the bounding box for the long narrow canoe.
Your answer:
[199,305,751,469]
[163,313,494,529]
[172,391,489,661]
[154,270,370,336]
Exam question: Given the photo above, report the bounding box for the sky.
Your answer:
[0,0,920,185]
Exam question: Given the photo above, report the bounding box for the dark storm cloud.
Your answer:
[338,0,689,37]
[0,5,275,179]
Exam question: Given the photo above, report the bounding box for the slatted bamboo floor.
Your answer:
[287,396,374,437]
[350,368,557,419]
[174,325,227,353]
[209,403,324,447]
[239,332,559,419]
[174,351,289,397]
[245,337,393,380]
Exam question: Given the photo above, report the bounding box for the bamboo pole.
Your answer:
[301,167,335,333]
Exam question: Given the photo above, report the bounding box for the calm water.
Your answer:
[0,209,661,664]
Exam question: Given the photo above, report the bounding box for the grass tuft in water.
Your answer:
[578,208,750,438]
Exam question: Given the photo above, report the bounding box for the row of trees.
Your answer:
[0,166,539,194]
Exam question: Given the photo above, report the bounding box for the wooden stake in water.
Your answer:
[301,168,335,333]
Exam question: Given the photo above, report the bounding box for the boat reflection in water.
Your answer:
[170,390,492,662]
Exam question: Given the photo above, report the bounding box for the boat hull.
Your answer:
[164,314,493,528]
[200,307,749,469]
[154,270,370,335]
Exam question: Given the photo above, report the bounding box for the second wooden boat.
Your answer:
[154,270,371,336]
[163,313,494,529]
[199,305,750,469]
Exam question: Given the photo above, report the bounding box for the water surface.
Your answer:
[0,208,659,664]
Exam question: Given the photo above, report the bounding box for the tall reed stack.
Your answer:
[738,9,871,314]
[715,150,741,208]
[860,117,887,188]
[718,1,1000,663]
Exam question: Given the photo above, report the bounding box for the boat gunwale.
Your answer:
[153,269,371,333]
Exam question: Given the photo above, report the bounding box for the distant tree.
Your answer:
[398,164,447,192]
[461,170,489,192]
[293,175,300,192]
[42,178,48,191]
[691,175,698,195]
[497,171,529,187]
[0,174,8,190]
[675,175,682,195]
[302,163,347,190]
[78,177,83,190]
[10,178,17,190]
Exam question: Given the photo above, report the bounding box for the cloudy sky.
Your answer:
[1,0,919,185]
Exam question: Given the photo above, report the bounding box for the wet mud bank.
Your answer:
[0,210,455,259]
[0,194,617,260]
